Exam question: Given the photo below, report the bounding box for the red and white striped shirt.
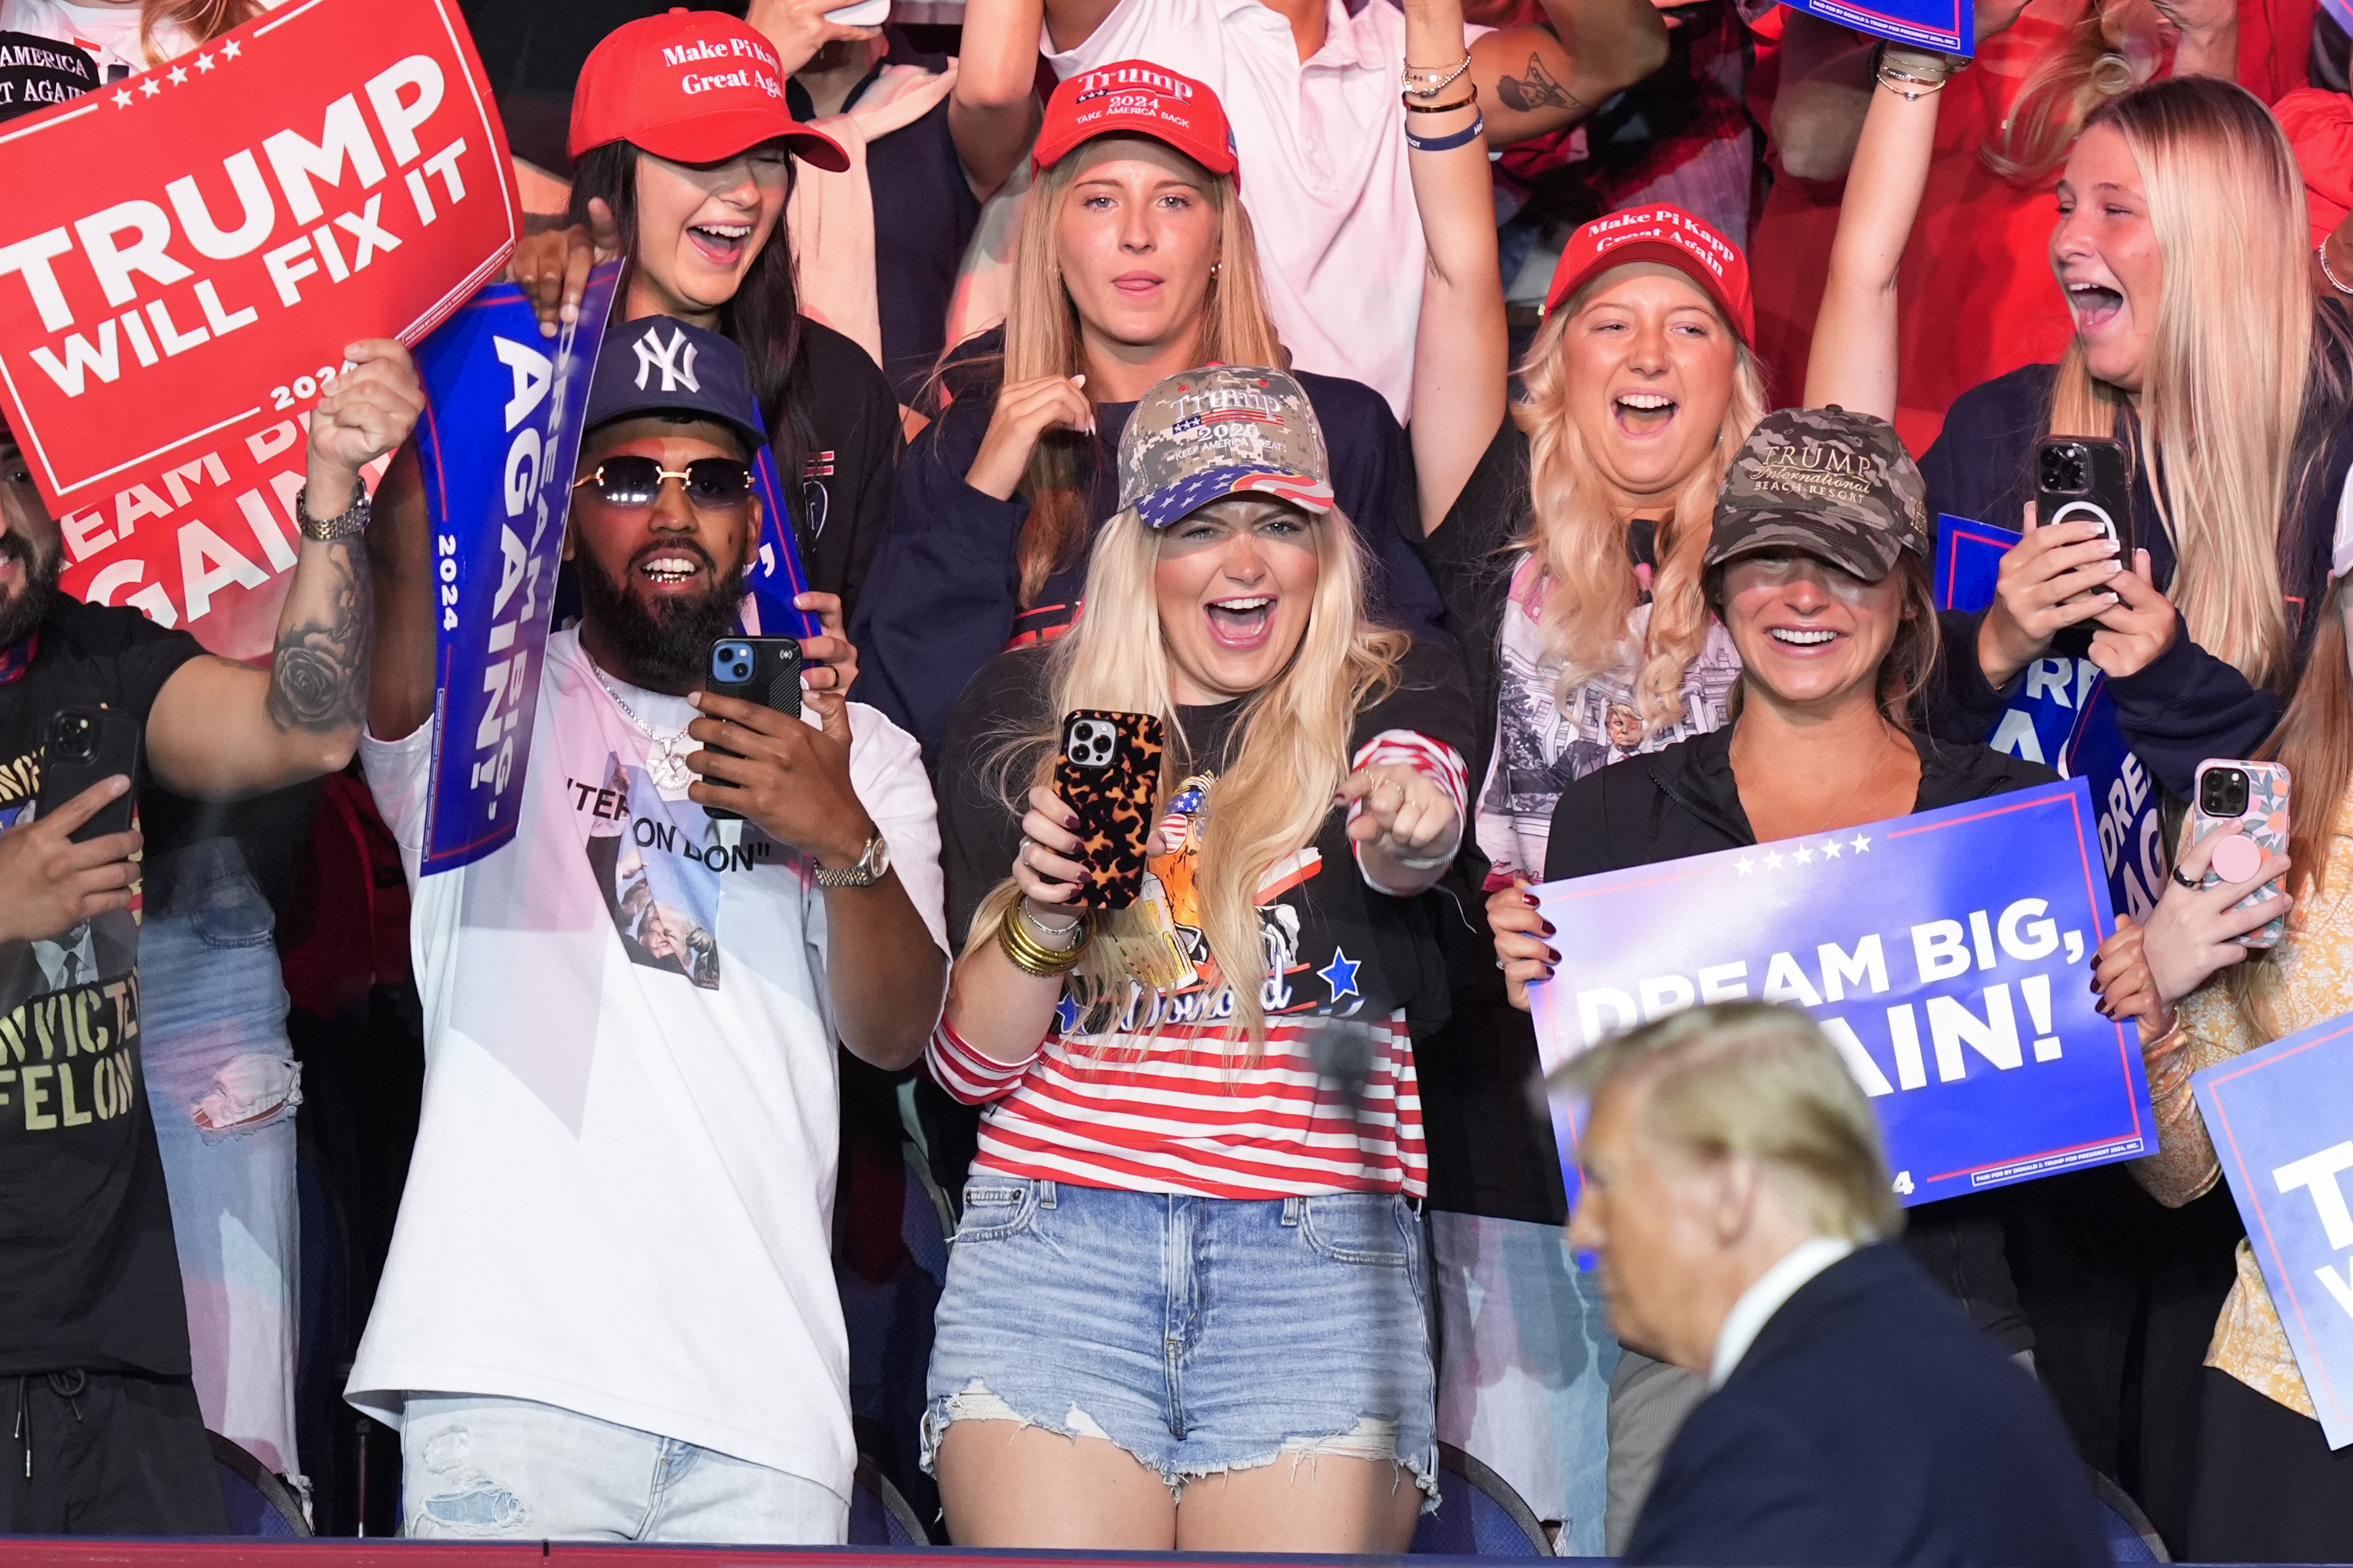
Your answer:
[928,729,1465,1201]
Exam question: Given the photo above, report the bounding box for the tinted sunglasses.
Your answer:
[572,457,754,510]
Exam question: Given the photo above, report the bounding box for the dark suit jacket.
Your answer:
[1626,1242,2108,1567]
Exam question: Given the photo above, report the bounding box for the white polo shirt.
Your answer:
[1045,0,1484,421]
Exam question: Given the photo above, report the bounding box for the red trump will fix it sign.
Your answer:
[0,0,517,658]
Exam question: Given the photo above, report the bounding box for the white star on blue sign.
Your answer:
[1319,947,1362,1002]
[1054,995,1083,1035]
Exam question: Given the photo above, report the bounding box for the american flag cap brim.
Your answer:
[1133,465,1335,530]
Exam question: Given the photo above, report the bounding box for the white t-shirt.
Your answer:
[347,629,948,1495]
[1045,0,1484,421]
[1474,556,1741,880]
[1,0,200,76]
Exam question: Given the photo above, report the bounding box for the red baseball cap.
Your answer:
[1034,60,1238,179]
[1543,205,1754,342]
[570,9,848,172]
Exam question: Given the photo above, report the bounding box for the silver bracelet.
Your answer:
[1401,53,1472,99]
[2320,243,2353,299]
[1018,900,1086,949]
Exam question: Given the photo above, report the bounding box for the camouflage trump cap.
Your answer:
[1706,406,1932,581]
[1118,366,1335,529]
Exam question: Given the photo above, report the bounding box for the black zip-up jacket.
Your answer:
[1544,725,2058,1352]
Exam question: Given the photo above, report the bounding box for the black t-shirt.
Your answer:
[788,32,983,406]
[791,318,903,627]
[0,596,204,1376]
[934,638,1476,1041]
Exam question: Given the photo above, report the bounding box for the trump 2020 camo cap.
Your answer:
[1117,366,1335,529]
[1706,405,1932,583]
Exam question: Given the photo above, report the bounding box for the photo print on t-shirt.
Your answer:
[581,754,725,990]
[1067,772,1362,1037]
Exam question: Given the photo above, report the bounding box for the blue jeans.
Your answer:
[924,1178,1438,1505]
[138,839,302,1484]
[400,1393,849,1542]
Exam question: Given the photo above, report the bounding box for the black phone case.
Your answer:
[702,638,803,822]
[1051,709,1165,912]
[2035,436,2134,558]
[37,707,140,843]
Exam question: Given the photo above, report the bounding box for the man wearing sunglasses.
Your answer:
[349,316,948,1543]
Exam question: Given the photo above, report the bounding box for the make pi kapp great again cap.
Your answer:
[1034,59,1238,179]
[570,8,848,172]
[1544,204,1754,343]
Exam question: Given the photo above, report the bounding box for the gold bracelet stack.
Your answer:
[999,904,1091,977]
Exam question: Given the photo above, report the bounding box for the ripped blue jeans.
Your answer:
[397,1393,848,1542]
[923,1178,1439,1507]
[138,838,302,1486]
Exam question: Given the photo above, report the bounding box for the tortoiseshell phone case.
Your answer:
[1052,709,1164,911]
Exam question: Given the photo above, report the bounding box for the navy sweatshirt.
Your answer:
[854,330,1448,761]
[1921,335,2353,799]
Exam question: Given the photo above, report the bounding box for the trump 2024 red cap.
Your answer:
[1544,205,1754,342]
[1034,60,1238,179]
[570,9,848,172]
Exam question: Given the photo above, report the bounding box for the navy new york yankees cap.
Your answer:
[584,315,768,457]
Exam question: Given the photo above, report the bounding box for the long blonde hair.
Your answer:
[1983,0,2164,181]
[140,0,260,64]
[967,504,1405,1048]
[1515,288,1766,736]
[2046,78,2316,691]
[999,143,1283,608]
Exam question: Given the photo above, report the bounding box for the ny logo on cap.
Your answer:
[633,326,700,393]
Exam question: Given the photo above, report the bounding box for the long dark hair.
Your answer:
[567,141,815,542]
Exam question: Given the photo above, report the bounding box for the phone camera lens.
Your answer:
[2201,768,2251,818]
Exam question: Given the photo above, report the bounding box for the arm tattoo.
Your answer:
[265,537,373,734]
[1496,53,1583,113]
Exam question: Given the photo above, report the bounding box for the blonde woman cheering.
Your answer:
[856,62,1444,760]
[921,366,1474,1552]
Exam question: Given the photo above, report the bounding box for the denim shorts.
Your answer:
[921,1178,1438,1506]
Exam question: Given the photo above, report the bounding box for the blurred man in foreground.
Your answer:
[1560,1002,2107,1566]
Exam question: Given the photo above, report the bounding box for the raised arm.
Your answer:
[1772,0,2032,182]
[1769,14,1876,183]
[145,341,423,799]
[1800,50,1947,417]
[1404,0,1508,533]
[1474,1,1669,146]
[951,0,1049,201]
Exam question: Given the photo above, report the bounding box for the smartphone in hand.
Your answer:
[2035,436,2134,559]
[699,637,803,823]
[35,708,139,844]
[2188,759,2291,948]
[1052,709,1164,911]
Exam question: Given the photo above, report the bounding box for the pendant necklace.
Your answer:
[595,669,697,792]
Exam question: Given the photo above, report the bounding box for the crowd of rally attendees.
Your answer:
[3,0,2353,1557]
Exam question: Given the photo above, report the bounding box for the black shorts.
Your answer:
[1,1370,225,1536]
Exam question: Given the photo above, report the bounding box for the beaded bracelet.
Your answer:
[1404,112,1486,153]
[1401,53,1473,99]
